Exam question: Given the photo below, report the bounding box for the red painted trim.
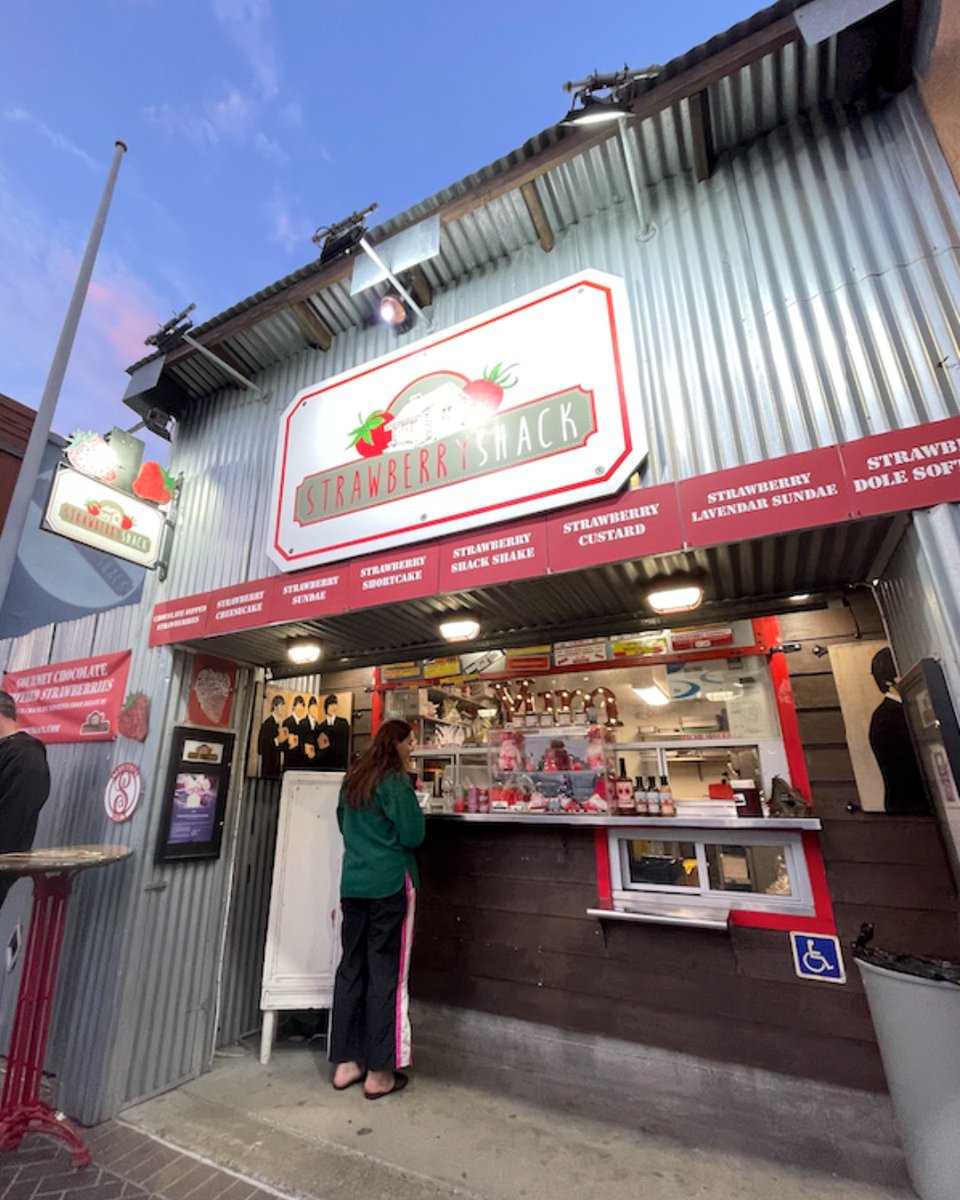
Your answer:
[593,828,613,908]
[755,616,812,803]
[727,832,836,933]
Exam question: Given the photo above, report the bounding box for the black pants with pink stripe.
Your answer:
[329,879,416,1072]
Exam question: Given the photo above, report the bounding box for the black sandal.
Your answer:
[364,1071,409,1100]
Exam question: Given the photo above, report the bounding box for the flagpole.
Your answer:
[0,140,128,617]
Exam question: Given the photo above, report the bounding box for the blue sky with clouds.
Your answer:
[1,0,761,441]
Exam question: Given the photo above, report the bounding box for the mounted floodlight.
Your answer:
[287,637,322,666]
[439,614,481,642]
[312,202,379,265]
[560,65,660,241]
[643,574,705,615]
[379,291,410,329]
[562,92,631,126]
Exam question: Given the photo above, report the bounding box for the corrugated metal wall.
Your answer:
[0,605,259,1120]
[159,89,960,606]
[878,505,960,699]
[876,502,960,881]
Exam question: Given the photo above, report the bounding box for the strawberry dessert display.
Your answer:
[118,692,150,741]
[347,411,393,458]
[133,461,176,505]
[66,430,117,482]
[462,362,519,416]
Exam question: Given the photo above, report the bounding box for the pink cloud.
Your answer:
[86,277,160,364]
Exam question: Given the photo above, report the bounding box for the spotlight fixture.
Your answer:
[379,291,411,329]
[312,202,379,265]
[561,92,631,126]
[560,64,660,127]
[287,637,322,666]
[642,573,705,615]
[438,614,481,642]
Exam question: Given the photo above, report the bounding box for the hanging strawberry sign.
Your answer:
[133,461,176,505]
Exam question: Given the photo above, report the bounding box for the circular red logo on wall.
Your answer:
[104,762,142,824]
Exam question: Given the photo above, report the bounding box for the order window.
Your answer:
[610,829,813,917]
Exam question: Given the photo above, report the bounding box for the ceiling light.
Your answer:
[439,614,480,642]
[643,575,705,615]
[632,684,670,707]
[789,593,811,602]
[287,637,322,666]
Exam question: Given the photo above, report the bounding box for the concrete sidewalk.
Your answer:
[120,1039,914,1200]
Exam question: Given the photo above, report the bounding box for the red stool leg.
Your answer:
[0,872,91,1168]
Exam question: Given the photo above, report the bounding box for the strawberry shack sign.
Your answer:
[269,270,646,569]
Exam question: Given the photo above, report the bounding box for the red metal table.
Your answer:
[0,845,131,1167]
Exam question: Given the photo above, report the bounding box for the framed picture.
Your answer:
[247,683,353,779]
[156,726,235,863]
[185,654,237,728]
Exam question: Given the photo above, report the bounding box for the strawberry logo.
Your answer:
[86,501,101,516]
[463,363,519,414]
[118,692,149,741]
[133,461,176,505]
[348,410,393,458]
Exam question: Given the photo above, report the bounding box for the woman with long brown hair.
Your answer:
[329,719,425,1099]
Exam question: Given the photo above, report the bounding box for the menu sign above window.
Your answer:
[269,270,647,571]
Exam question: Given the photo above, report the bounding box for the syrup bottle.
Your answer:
[634,776,649,816]
[646,775,662,817]
[659,774,675,818]
[615,758,636,815]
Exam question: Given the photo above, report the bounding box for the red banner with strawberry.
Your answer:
[2,651,132,744]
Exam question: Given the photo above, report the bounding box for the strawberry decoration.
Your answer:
[66,430,118,482]
[463,363,519,414]
[118,692,149,741]
[133,461,176,505]
[86,501,101,516]
[348,411,393,458]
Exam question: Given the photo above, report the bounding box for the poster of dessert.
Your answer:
[186,654,237,728]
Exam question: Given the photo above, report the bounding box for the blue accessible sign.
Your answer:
[790,932,846,984]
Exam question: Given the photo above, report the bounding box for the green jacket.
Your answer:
[337,771,426,898]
